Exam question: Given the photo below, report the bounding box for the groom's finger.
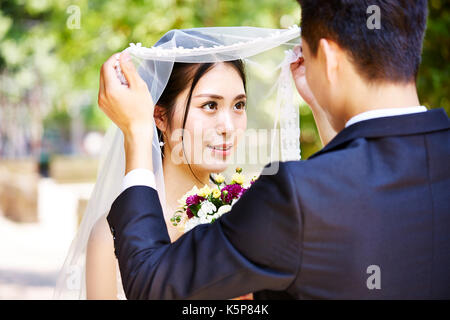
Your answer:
[119,52,142,88]
[293,44,302,57]
[290,57,304,72]
[98,71,105,106]
[290,45,304,71]
[101,53,121,90]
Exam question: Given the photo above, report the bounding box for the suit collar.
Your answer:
[309,108,450,159]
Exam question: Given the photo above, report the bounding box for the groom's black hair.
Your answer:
[297,0,428,83]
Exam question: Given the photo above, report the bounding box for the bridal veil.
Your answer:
[54,25,302,299]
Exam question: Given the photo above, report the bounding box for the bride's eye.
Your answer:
[202,101,217,111]
[234,101,246,111]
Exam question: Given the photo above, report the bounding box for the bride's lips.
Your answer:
[207,143,233,157]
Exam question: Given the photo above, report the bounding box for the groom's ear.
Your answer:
[317,38,341,85]
[154,105,168,132]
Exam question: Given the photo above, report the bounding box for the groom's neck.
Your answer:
[342,81,421,125]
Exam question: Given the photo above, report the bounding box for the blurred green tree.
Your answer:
[0,0,448,159]
[417,0,450,114]
[0,0,304,156]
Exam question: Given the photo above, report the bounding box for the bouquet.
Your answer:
[170,167,256,300]
[170,167,256,233]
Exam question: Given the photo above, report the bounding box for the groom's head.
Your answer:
[297,0,428,126]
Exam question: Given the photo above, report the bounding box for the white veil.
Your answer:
[53,26,302,299]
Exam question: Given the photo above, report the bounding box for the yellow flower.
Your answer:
[212,188,221,199]
[214,173,225,184]
[197,185,212,198]
[232,173,245,185]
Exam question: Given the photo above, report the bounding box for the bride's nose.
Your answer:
[216,109,234,135]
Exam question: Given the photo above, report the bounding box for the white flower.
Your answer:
[184,217,200,232]
[198,200,216,217]
[197,208,206,219]
[204,215,213,223]
[216,205,232,217]
[231,198,239,207]
[183,201,221,232]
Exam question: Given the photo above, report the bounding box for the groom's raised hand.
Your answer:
[290,46,318,109]
[98,52,154,137]
[290,45,337,145]
[98,52,155,173]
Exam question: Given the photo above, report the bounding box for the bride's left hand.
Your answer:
[98,52,154,138]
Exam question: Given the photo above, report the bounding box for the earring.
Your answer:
[158,132,165,158]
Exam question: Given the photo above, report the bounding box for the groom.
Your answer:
[98,0,449,299]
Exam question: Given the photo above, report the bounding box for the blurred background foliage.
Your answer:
[0,0,448,161]
[418,0,450,113]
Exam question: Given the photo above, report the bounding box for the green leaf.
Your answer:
[189,203,201,217]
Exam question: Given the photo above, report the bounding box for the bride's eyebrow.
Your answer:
[193,94,223,100]
[193,94,246,100]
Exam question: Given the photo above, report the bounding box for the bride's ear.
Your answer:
[154,105,168,132]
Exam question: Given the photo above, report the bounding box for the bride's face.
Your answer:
[164,62,247,174]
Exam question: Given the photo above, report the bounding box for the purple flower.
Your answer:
[186,194,204,206]
[186,207,194,219]
[221,184,245,203]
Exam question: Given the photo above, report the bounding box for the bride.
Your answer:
[87,58,248,299]
[54,26,335,300]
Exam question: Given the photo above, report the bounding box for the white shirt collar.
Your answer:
[345,106,428,128]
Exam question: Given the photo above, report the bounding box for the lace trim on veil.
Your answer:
[125,25,300,59]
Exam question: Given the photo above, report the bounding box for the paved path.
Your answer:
[0,179,94,299]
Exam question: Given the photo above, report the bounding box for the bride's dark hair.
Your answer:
[156,60,246,183]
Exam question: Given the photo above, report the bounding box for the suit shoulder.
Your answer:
[275,157,334,177]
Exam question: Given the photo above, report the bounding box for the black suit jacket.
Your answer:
[107,109,450,299]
